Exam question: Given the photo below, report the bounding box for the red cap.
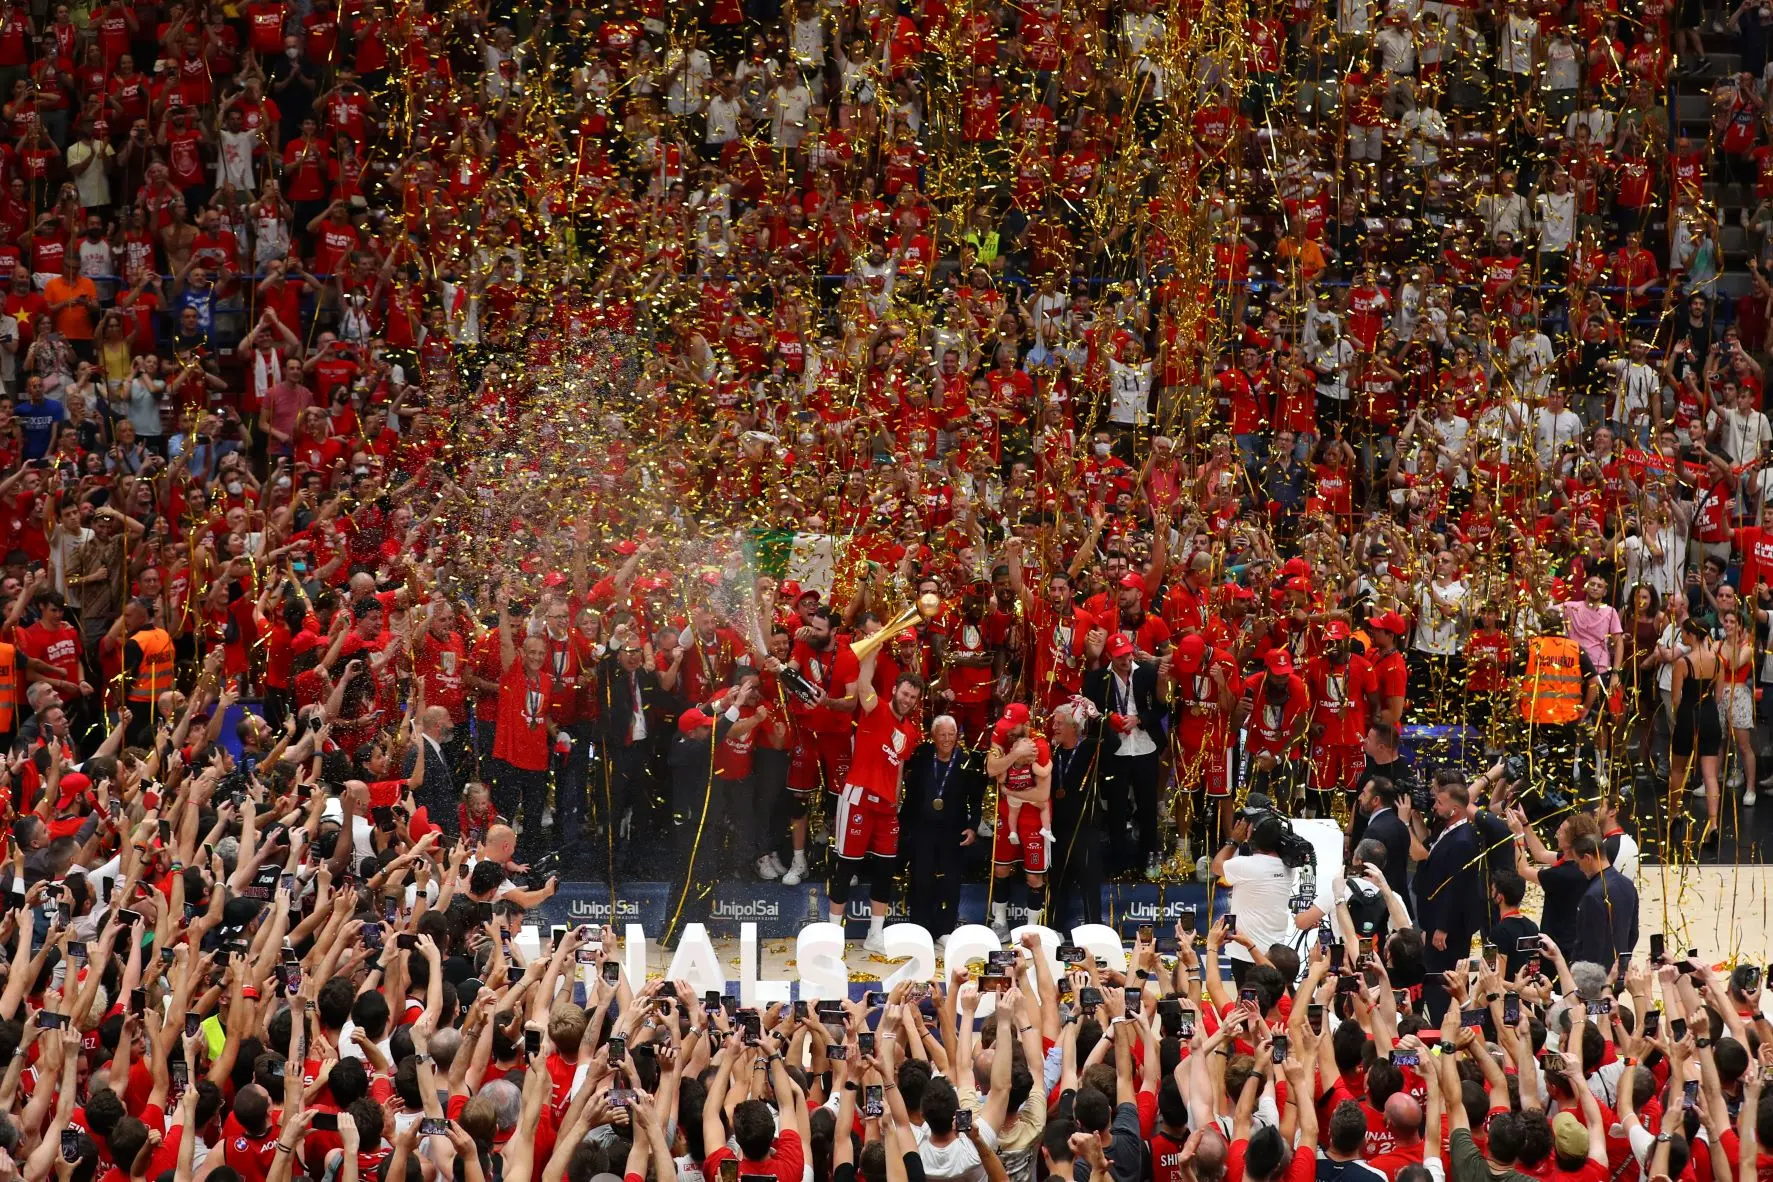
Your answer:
[612,540,639,556]
[795,586,822,602]
[1173,633,1207,673]
[1229,584,1255,602]
[1105,633,1134,658]
[1323,620,1352,640]
[894,629,917,645]
[542,571,568,589]
[289,630,325,655]
[993,702,1031,746]
[56,772,90,809]
[677,708,713,734]
[407,806,438,843]
[1370,610,1408,634]
[1118,572,1145,590]
[1284,575,1313,593]
[779,580,802,601]
[1265,649,1295,676]
[1281,557,1311,578]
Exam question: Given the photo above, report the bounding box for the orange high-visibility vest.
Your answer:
[127,628,174,703]
[0,642,17,732]
[1519,635,1585,725]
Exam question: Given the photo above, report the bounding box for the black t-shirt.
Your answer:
[1536,858,1588,951]
[1491,912,1542,979]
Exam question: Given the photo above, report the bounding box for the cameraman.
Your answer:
[1210,797,1309,986]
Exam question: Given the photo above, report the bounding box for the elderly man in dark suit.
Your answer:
[900,714,986,941]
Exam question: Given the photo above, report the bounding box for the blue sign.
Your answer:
[538,880,1231,940]
[538,881,673,930]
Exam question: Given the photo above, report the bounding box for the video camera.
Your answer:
[1238,795,1316,870]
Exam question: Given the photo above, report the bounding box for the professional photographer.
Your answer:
[1209,793,1318,986]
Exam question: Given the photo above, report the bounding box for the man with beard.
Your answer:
[985,702,1053,937]
[1365,609,1410,726]
[935,579,1003,746]
[1304,619,1377,810]
[532,587,594,840]
[828,646,923,953]
[1005,536,1097,709]
[787,606,859,810]
[1233,650,1310,803]
[1104,571,1171,659]
[1084,630,1167,879]
[1170,632,1238,851]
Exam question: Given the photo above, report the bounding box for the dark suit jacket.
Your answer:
[899,743,985,843]
[1083,663,1167,753]
[1356,807,1414,914]
[595,656,676,751]
[403,736,455,797]
[1415,822,1482,947]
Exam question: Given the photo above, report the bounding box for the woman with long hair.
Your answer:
[1719,607,1759,808]
[1668,616,1723,847]
[1622,582,1665,770]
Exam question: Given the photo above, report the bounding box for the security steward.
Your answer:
[1518,611,1597,791]
[118,597,175,747]
[900,713,985,940]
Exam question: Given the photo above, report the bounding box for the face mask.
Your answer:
[354,466,370,477]
[1093,442,1110,458]
[274,476,291,490]
[798,432,815,445]
[225,480,243,495]
[286,46,300,58]
[1374,560,1389,576]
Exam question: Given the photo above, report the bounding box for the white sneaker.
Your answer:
[1746,788,1760,807]
[1728,770,1745,790]
[781,852,809,886]
[756,853,785,880]
[990,915,1011,940]
[935,932,949,951]
[863,929,888,955]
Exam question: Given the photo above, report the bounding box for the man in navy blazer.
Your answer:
[1414,777,1484,1021]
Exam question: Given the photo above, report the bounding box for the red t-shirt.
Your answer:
[703,1129,806,1182]
[848,696,921,805]
[492,660,552,771]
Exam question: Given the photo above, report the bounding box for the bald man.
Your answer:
[1367,1093,1427,1179]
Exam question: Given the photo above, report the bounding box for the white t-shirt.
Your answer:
[1107,359,1152,426]
[914,1121,998,1182]
[219,128,260,191]
[1414,579,1467,655]
[1219,852,1295,963]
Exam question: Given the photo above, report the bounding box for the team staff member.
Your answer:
[1083,628,1167,880]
